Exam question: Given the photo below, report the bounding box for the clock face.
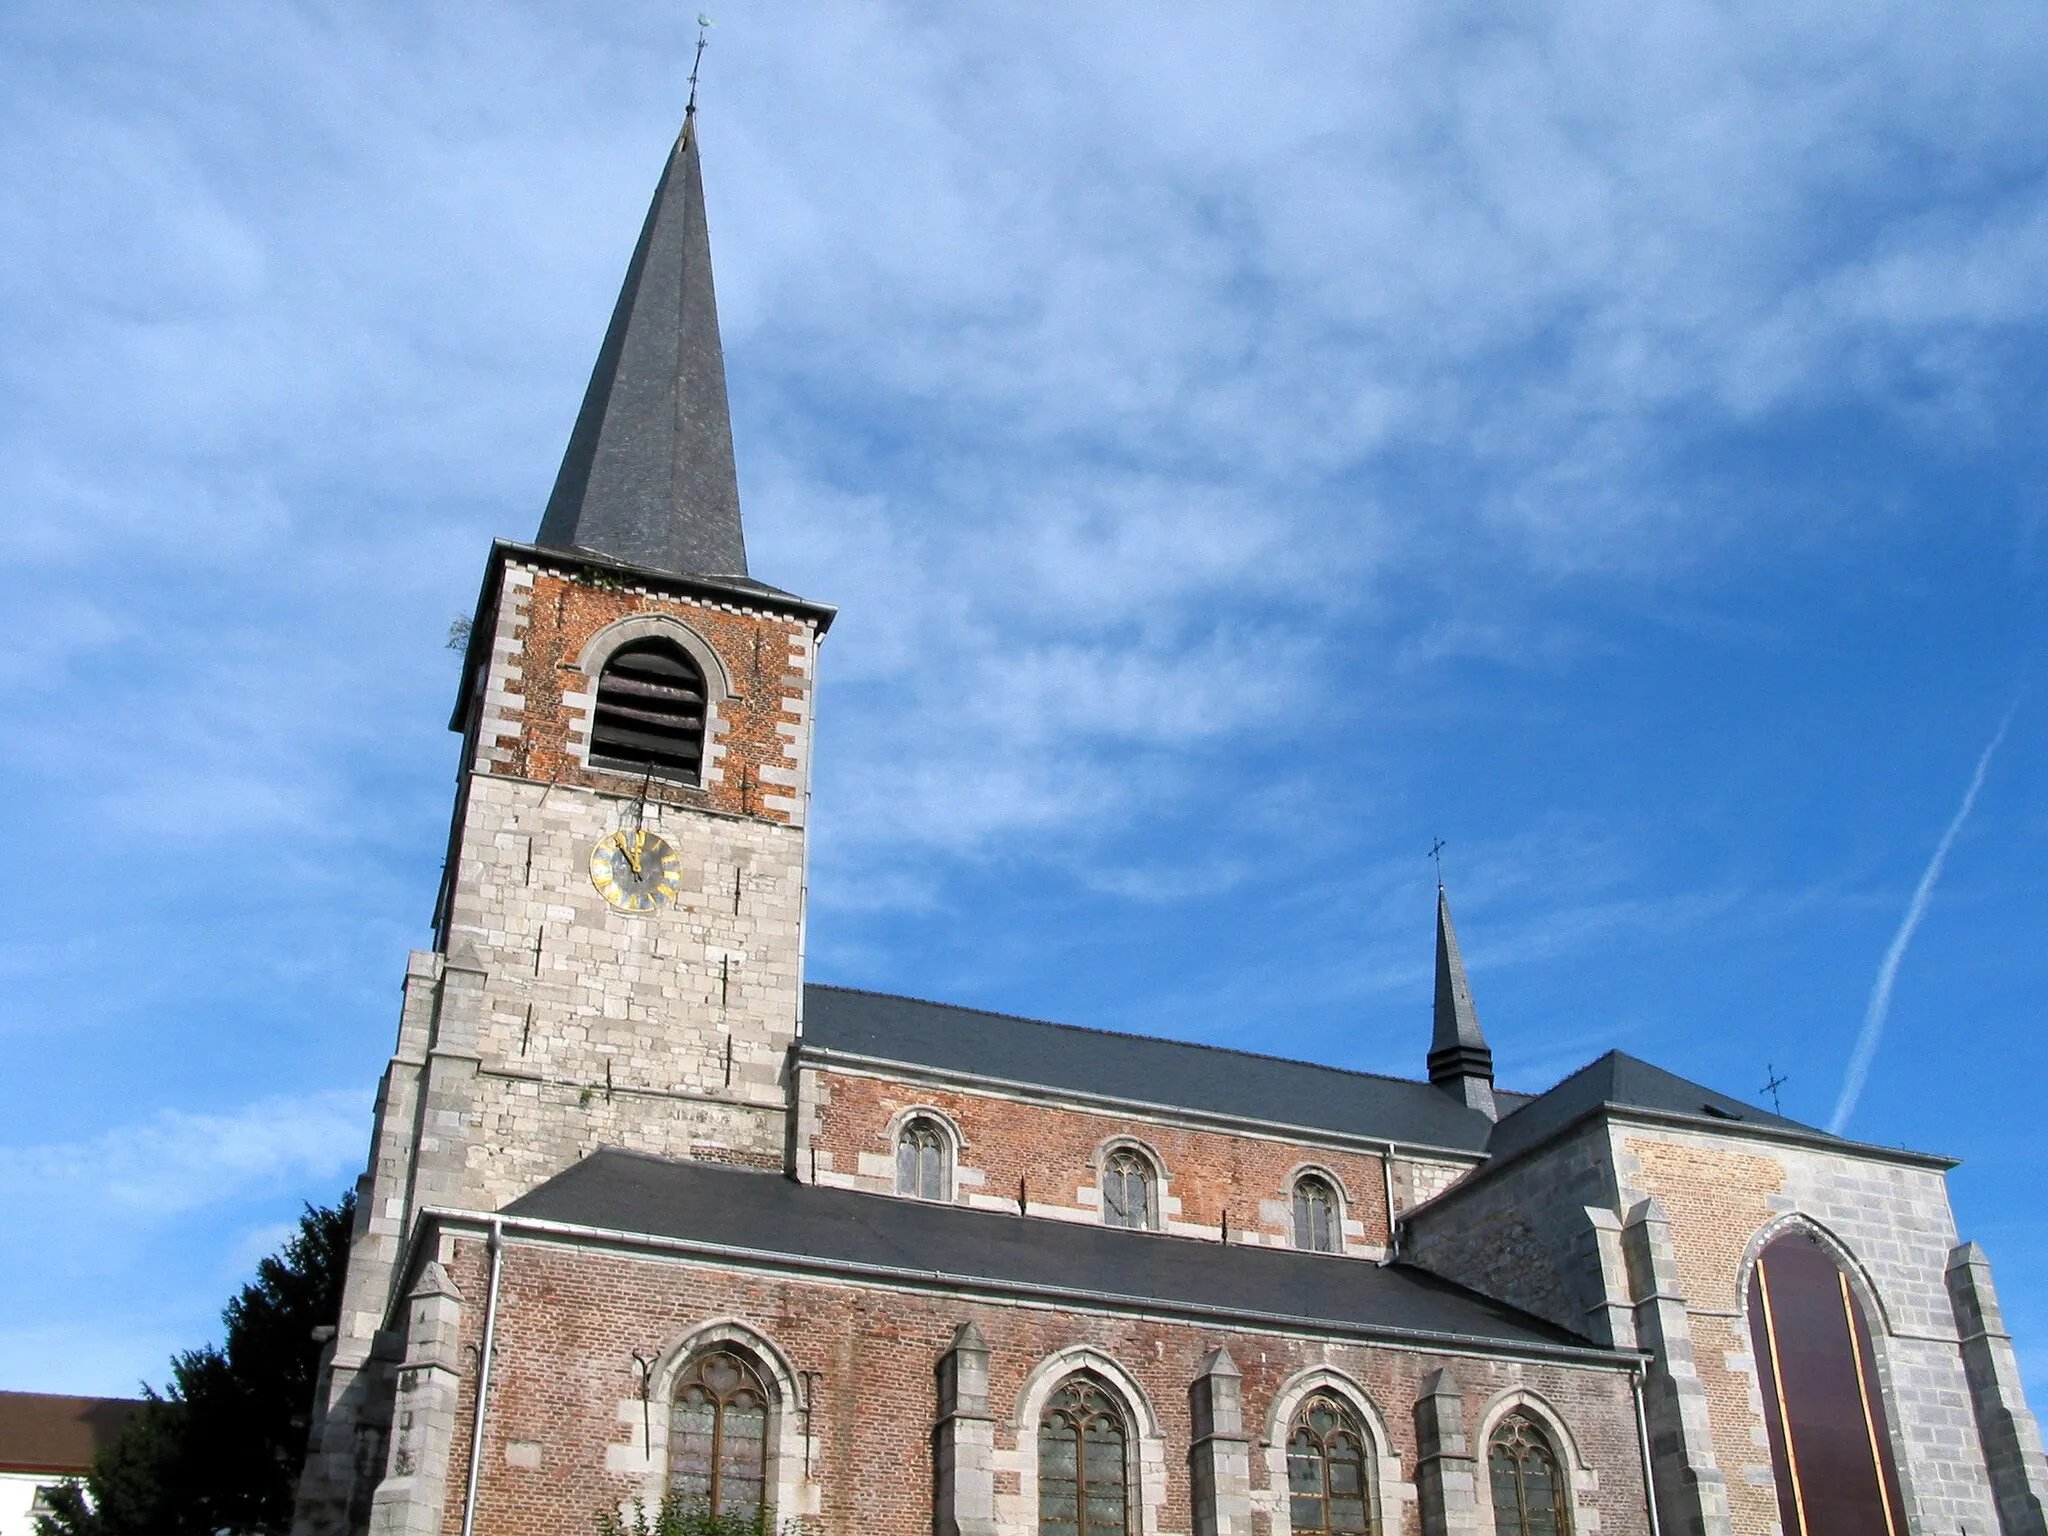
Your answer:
[590,829,682,913]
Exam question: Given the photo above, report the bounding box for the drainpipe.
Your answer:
[460,1219,505,1536]
[1631,1361,1663,1536]
[1378,1143,1399,1265]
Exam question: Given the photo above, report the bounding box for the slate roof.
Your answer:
[800,984,1499,1154]
[1483,1050,1845,1163]
[500,1149,1612,1358]
[536,109,749,580]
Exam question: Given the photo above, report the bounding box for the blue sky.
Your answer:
[2,1,2045,1404]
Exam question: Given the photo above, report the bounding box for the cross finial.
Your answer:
[1761,1062,1789,1117]
[1429,837,1448,889]
[687,14,714,116]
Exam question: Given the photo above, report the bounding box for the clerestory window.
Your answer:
[1039,1377,1128,1536]
[591,637,708,783]
[1293,1175,1340,1253]
[669,1349,769,1519]
[1100,1149,1155,1230]
[896,1117,949,1200]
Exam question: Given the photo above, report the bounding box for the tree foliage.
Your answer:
[597,1496,789,1536]
[38,1191,355,1536]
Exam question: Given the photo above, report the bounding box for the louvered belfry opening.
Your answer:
[590,637,708,782]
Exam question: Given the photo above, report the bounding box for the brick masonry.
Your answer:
[415,1230,1652,1536]
[798,1067,1485,1257]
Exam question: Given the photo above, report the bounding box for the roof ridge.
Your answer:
[804,982,1457,1098]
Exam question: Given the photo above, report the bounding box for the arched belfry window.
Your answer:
[1101,1149,1155,1230]
[1287,1392,1374,1534]
[591,637,707,782]
[1293,1175,1340,1253]
[1487,1413,1568,1536]
[896,1117,949,1199]
[669,1349,769,1518]
[1039,1376,1128,1536]
[1747,1229,1906,1536]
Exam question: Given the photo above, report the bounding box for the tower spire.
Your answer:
[535,86,747,578]
[1428,884,1497,1119]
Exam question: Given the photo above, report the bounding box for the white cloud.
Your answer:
[0,1091,366,1219]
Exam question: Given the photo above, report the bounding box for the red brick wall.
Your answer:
[805,1068,1452,1252]
[485,564,813,824]
[432,1235,1649,1536]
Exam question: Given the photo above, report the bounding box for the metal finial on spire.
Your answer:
[1429,837,1448,889]
[687,14,713,115]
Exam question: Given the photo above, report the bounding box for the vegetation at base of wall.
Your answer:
[599,1495,793,1536]
[35,1192,356,1536]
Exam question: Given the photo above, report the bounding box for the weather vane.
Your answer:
[1761,1062,1789,1116]
[687,14,714,114]
[1429,837,1448,888]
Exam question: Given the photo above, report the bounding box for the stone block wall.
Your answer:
[800,1067,1478,1258]
[396,1229,1650,1536]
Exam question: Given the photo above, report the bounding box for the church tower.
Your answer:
[294,106,832,1533]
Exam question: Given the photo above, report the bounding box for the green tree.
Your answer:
[38,1191,356,1536]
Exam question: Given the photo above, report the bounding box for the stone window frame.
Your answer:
[1258,1366,1402,1536]
[571,614,737,790]
[628,1318,815,1525]
[1733,1211,1919,1524]
[1285,1165,1350,1255]
[1009,1346,1167,1536]
[1088,1136,1169,1232]
[1471,1390,1593,1536]
[884,1104,963,1202]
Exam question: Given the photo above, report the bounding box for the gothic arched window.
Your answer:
[1487,1413,1567,1536]
[896,1116,949,1199]
[1747,1229,1906,1536]
[1287,1393,1373,1534]
[1101,1149,1155,1230]
[668,1349,769,1518]
[591,637,708,783]
[1039,1377,1128,1536]
[1293,1175,1340,1253]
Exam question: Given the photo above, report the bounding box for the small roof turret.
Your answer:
[1428,885,1497,1120]
[535,105,748,579]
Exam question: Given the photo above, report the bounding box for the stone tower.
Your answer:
[293,107,833,1533]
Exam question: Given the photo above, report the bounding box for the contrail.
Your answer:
[1830,697,2022,1134]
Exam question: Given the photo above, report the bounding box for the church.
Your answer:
[288,102,2048,1536]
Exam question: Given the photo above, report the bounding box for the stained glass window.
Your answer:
[669,1349,770,1519]
[1488,1414,1566,1536]
[896,1118,948,1199]
[1293,1177,1339,1253]
[1286,1392,1373,1534]
[1102,1150,1154,1229]
[1039,1377,1128,1536]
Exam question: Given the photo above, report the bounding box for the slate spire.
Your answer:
[1427,885,1497,1119]
[535,105,748,578]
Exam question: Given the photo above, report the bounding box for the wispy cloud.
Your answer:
[1831,698,2023,1133]
[0,1091,366,1218]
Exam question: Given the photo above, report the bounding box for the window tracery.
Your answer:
[895,1116,949,1200]
[1100,1149,1155,1230]
[1487,1413,1567,1536]
[1286,1392,1373,1534]
[1038,1376,1128,1536]
[668,1349,769,1518]
[1292,1175,1340,1253]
